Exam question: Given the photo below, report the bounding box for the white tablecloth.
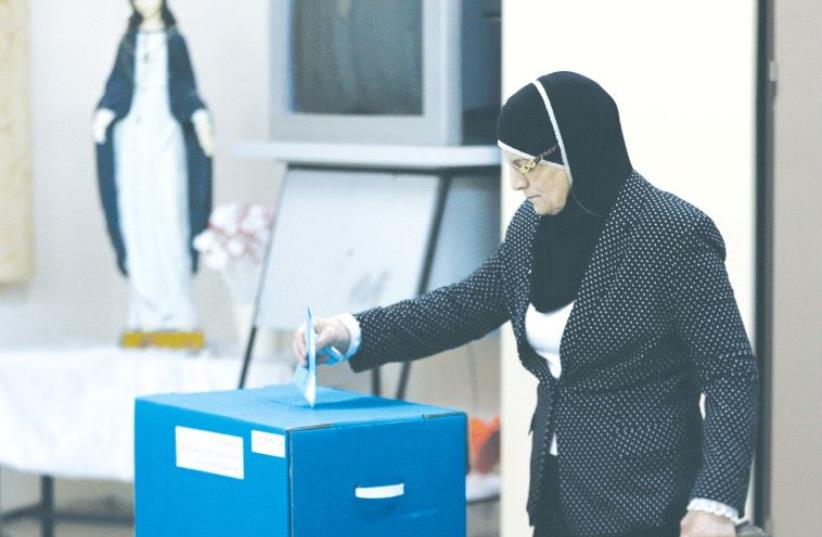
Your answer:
[0,346,293,481]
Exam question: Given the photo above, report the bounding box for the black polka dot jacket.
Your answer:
[347,170,759,537]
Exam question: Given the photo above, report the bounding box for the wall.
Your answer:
[499,2,758,534]
[770,0,822,534]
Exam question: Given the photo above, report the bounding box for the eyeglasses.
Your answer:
[514,144,560,175]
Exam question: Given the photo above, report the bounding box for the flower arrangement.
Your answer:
[193,204,274,304]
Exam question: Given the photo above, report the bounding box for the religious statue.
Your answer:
[92,0,213,349]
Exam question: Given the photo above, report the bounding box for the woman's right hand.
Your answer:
[92,108,116,144]
[291,316,351,367]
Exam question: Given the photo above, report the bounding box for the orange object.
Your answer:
[468,416,500,474]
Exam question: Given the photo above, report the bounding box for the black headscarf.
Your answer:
[497,71,633,312]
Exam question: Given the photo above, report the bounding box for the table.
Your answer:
[0,345,293,537]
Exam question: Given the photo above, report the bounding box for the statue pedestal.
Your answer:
[120,330,205,350]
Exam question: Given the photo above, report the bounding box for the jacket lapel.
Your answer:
[508,170,650,382]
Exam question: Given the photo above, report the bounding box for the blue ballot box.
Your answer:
[134,384,467,537]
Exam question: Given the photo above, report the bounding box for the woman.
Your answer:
[93,0,213,339]
[291,72,759,537]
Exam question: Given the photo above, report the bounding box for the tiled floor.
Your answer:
[2,521,133,537]
[2,499,499,537]
[468,501,500,537]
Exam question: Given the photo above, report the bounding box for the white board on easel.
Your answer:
[254,168,441,330]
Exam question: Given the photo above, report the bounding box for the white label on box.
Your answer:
[251,430,286,458]
[175,426,244,480]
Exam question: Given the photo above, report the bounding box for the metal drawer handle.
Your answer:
[354,483,405,500]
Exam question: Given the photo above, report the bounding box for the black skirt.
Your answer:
[531,454,682,537]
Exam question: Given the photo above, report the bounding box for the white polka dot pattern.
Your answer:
[347,170,759,537]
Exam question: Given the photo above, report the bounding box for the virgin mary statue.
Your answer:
[93,0,213,349]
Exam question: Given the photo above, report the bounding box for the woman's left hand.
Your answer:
[679,510,736,537]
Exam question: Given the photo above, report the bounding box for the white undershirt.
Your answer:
[525,300,575,455]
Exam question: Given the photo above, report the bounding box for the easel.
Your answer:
[234,142,501,399]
